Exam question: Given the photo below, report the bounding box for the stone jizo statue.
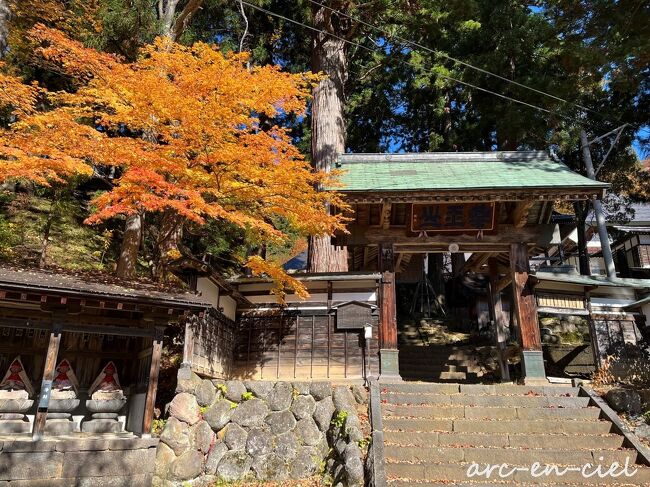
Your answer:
[0,356,34,398]
[51,359,79,399]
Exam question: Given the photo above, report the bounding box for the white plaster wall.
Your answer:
[218,294,237,321]
[196,277,220,308]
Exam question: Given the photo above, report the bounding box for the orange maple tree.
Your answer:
[0,25,347,296]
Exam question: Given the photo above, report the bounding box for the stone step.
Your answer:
[383,418,613,435]
[389,482,579,487]
[382,393,590,408]
[399,354,481,362]
[382,404,602,420]
[384,445,639,466]
[399,363,482,371]
[384,431,626,450]
[382,383,580,396]
[385,461,650,484]
[380,383,461,394]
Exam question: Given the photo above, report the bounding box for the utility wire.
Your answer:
[305,0,605,120]
[237,0,577,123]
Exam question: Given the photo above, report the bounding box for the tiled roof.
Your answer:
[331,151,609,193]
[630,203,650,223]
[0,266,211,308]
[535,270,650,289]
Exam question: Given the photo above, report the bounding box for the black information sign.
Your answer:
[333,302,377,330]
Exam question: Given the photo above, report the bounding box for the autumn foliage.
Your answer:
[0,25,347,296]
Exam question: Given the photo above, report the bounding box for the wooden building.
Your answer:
[179,151,646,385]
[0,266,211,438]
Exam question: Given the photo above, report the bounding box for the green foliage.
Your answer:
[331,410,348,429]
[241,391,253,401]
[91,0,159,60]
[199,405,209,415]
[150,418,166,436]
[215,383,228,395]
[557,331,587,345]
[357,436,371,450]
[0,190,114,271]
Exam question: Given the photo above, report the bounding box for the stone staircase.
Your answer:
[399,344,498,382]
[381,382,650,485]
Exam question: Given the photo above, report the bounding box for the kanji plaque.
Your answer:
[411,202,496,233]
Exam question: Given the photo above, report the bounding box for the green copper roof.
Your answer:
[330,152,608,193]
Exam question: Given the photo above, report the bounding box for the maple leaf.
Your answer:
[0,26,348,293]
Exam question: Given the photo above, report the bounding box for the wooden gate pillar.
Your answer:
[32,323,63,440]
[488,257,510,381]
[142,326,164,436]
[509,243,546,382]
[379,244,401,381]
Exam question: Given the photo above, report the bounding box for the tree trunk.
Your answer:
[153,211,183,281]
[116,214,143,278]
[39,198,56,268]
[0,0,9,58]
[158,0,204,41]
[573,201,591,275]
[307,3,349,273]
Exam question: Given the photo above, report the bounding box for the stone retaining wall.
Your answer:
[154,370,369,486]
[0,436,158,486]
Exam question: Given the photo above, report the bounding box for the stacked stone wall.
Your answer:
[0,437,158,486]
[154,371,369,486]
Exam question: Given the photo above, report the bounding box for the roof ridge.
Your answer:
[337,151,552,164]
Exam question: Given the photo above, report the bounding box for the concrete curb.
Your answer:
[580,386,650,467]
[367,379,387,487]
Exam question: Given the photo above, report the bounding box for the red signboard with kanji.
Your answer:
[411,202,496,233]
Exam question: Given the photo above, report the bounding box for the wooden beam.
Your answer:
[395,253,404,272]
[509,243,542,351]
[142,327,164,435]
[494,276,512,294]
[394,244,512,253]
[381,202,392,229]
[32,323,62,440]
[348,224,557,247]
[512,200,535,228]
[341,188,604,205]
[463,252,492,272]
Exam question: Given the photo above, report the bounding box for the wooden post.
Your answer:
[32,323,62,440]
[380,270,397,350]
[182,319,195,366]
[488,258,510,381]
[509,243,545,382]
[379,244,400,380]
[142,327,164,436]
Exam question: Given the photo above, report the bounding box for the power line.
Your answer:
[305,0,606,120]
[237,0,578,123]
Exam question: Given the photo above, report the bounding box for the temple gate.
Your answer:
[328,151,608,382]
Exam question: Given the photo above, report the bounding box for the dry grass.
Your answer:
[218,478,323,487]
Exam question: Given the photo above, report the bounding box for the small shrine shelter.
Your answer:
[327,151,609,382]
[0,266,211,440]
